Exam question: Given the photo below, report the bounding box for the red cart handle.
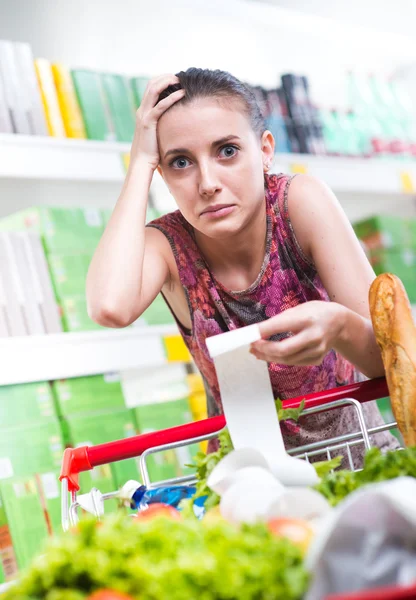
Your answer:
[60,376,389,492]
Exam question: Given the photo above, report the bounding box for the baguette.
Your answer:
[369,273,416,446]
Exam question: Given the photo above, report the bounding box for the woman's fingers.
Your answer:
[151,88,185,116]
[139,74,181,112]
[250,344,325,366]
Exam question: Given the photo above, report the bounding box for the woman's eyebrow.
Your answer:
[163,135,241,160]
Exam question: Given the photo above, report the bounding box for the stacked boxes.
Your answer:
[0,382,65,580]
[0,204,177,332]
[53,373,126,416]
[0,419,65,478]
[0,472,61,578]
[52,372,138,492]
[0,206,105,332]
[0,382,55,428]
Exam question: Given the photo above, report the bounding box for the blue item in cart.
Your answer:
[130,484,197,510]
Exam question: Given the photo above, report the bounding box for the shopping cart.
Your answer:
[59,375,416,600]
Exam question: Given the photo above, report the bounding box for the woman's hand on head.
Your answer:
[251,301,347,366]
[130,74,185,171]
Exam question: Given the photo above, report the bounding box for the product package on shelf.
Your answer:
[59,294,103,332]
[0,55,13,134]
[0,206,104,254]
[101,73,136,142]
[5,232,45,335]
[354,214,416,303]
[0,418,65,479]
[0,234,27,336]
[51,62,87,139]
[0,231,63,336]
[13,42,48,136]
[354,215,416,252]
[20,232,63,333]
[47,252,92,301]
[130,76,149,108]
[0,471,61,578]
[52,372,126,417]
[0,39,31,134]
[370,248,416,302]
[34,58,66,137]
[71,69,115,141]
[0,382,56,428]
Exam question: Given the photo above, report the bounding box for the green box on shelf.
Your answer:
[0,419,65,479]
[133,398,198,484]
[101,73,136,143]
[60,294,105,332]
[0,471,62,572]
[0,206,104,254]
[0,382,56,428]
[71,69,115,142]
[139,293,175,326]
[130,76,149,108]
[52,373,125,417]
[65,409,141,489]
[0,559,5,584]
[353,215,416,251]
[369,248,416,302]
[47,252,92,299]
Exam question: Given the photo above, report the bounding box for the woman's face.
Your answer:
[157,97,274,239]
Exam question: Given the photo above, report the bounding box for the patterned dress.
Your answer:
[148,173,398,465]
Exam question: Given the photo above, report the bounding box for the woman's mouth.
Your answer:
[201,204,236,218]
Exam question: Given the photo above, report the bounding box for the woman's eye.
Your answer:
[171,157,190,169]
[219,145,238,158]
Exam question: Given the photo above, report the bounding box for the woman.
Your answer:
[87,68,398,464]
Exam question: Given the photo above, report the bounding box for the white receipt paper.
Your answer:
[206,324,318,486]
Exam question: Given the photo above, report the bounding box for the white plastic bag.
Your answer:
[305,477,416,599]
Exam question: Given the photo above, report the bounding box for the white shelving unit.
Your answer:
[0,133,130,182]
[0,133,415,195]
[1,325,179,386]
[0,135,415,386]
[273,153,416,196]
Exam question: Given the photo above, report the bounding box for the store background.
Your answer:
[0,0,416,586]
[1,0,416,219]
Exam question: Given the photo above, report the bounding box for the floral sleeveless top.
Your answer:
[148,173,398,464]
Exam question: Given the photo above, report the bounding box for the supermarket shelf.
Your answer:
[0,325,179,386]
[0,133,131,182]
[273,153,416,196]
[1,135,416,196]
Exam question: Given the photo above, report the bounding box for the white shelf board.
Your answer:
[0,134,130,182]
[0,325,179,385]
[273,153,416,196]
[1,134,415,196]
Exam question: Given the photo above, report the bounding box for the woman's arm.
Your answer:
[86,75,185,327]
[253,174,384,378]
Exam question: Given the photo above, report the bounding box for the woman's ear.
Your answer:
[261,130,275,172]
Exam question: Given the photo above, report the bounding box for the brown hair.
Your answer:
[158,68,266,137]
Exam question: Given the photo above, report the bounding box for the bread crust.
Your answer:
[369,273,416,447]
